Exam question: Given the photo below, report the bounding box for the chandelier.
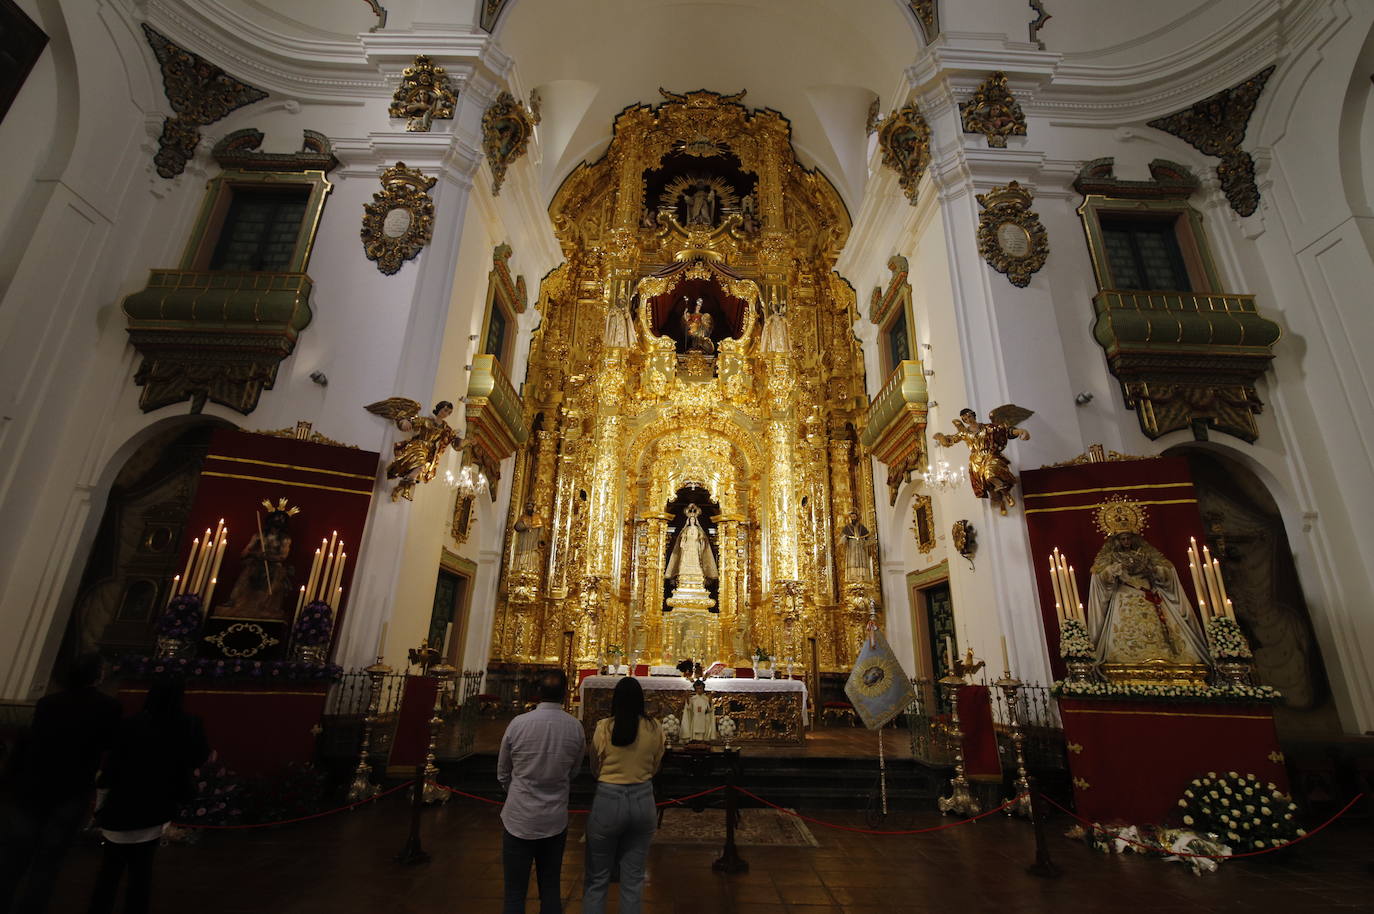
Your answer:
[445,462,488,498]
[920,457,964,492]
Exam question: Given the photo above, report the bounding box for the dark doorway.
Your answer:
[923,582,956,714]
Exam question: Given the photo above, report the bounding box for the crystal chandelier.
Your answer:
[445,462,488,498]
[920,457,964,492]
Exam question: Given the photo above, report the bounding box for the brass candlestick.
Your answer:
[936,671,981,816]
[422,661,457,804]
[348,656,393,803]
[995,673,1032,818]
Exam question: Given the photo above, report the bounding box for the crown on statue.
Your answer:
[1093,495,1147,536]
[261,497,302,517]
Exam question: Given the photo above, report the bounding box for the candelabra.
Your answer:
[995,673,1032,818]
[936,670,981,816]
[347,656,393,803]
[422,661,457,804]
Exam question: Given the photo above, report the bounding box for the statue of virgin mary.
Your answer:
[665,504,718,582]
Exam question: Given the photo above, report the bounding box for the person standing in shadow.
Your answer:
[583,676,664,914]
[87,676,208,914]
[0,652,122,914]
[497,670,586,914]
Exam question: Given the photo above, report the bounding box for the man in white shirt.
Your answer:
[497,670,586,914]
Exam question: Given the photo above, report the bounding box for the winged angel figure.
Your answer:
[364,397,462,502]
[933,404,1033,515]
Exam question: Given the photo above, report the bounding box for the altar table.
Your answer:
[579,676,808,745]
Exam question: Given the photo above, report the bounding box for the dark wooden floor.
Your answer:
[48,779,1374,913]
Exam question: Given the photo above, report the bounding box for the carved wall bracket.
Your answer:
[389,55,457,132]
[876,104,932,206]
[360,163,436,275]
[960,72,1027,148]
[1146,66,1275,217]
[141,25,267,178]
[907,1,939,44]
[211,129,337,173]
[976,181,1048,287]
[482,90,535,195]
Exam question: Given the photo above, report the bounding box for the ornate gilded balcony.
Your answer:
[123,269,313,414]
[1092,289,1280,442]
[465,353,528,474]
[861,359,929,474]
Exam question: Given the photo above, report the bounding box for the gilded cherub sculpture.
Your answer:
[365,397,462,501]
[933,404,1033,515]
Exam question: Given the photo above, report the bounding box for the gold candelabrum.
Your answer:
[422,661,458,804]
[936,659,982,817]
[347,656,393,803]
[994,668,1032,818]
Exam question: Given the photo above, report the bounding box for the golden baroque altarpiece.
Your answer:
[487,91,883,675]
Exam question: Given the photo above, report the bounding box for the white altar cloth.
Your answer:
[578,675,809,724]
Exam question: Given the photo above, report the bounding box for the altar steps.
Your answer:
[435,752,950,811]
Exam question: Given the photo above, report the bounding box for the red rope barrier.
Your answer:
[1037,791,1365,859]
[733,785,1020,835]
[173,780,416,830]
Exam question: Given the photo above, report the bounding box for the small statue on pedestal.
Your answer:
[680,680,717,743]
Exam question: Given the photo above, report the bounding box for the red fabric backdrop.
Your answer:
[1060,698,1288,824]
[388,675,439,772]
[1020,457,1207,679]
[180,429,378,654]
[958,685,1002,780]
[118,682,328,776]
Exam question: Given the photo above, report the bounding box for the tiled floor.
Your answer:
[48,786,1374,913]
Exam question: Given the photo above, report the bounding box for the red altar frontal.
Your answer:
[118,682,328,775]
[1061,698,1288,824]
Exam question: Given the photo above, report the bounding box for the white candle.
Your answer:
[945,634,954,669]
[305,548,322,604]
[1187,547,1210,620]
[204,531,228,602]
[1224,597,1236,621]
[1000,635,1010,676]
[180,538,198,590]
[1068,564,1081,609]
[190,529,212,593]
[1049,551,1066,617]
[203,576,219,608]
[1211,558,1230,606]
[168,574,181,602]
[331,546,346,599]
[377,621,389,658]
[295,585,306,616]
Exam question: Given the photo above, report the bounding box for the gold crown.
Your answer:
[976,180,1034,211]
[1093,495,1146,536]
[261,497,302,517]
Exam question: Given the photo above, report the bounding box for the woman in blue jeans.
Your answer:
[583,676,664,914]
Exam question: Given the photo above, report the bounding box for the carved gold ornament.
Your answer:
[960,72,1027,148]
[1093,495,1149,537]
[482,90,534,195]
[913,494,936,555]
[952,520,976,565]
[388,55,456,132]
[976,181,1048,287]
[876,103,932,206]
[361,163,436,275]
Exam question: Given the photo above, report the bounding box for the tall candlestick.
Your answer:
[1201,546,1221,602]
[203,576,219,608]
[296,585,306,616]
[1000,636,1010,677]
[377,621,389,659]
[305,548,322,604]
[1224,597,1236,621]
[1211,558,1230,605]
[1049,551,1066,618]
[190,529,212,593]
[168,575,181,603]
[1068,564,1080,611]
[180,538,198,591]
[206,531,228,602]
[330,545,346,600]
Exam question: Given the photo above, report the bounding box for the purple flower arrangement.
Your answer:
[156,593,204,639]
[293,600,334,647]
[111,654,343,682]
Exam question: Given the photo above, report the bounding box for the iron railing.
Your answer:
[906,677,1067,772]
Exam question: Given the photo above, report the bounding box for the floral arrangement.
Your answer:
[718,717,737,741]
[752,647,771,662]
[661,714,680,739]
[111,654,344,682]
[604,643,624,656]
[1178,771,1303,852]
[172,750,244,840]
[157,594,204,639]
[1058,618,1095,660]
[1206,617,1254,660]
[1071,822,1231,876]
[1054,677,1281,703]
[292,600,334,647]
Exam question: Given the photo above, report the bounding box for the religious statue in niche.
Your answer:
[838,511,876,582]
[679,679,717,742]
[666,504,718,585]
[758,296,789,354]
[512,500,546,571]
[740,192,759,234]
[685,180,717,226]
[364,397,463,501]
[933,405,1033,515]
[682,298,716,355]
[214,501,297,620]
[603,293,636,348]
[1086,497,1210,666]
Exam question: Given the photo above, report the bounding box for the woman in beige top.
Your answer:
[583,676,664,914]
